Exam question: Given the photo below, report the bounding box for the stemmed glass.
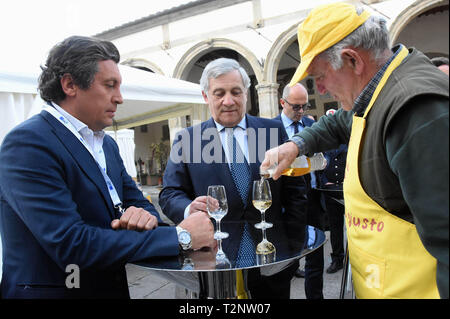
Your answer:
[252,179,273,229]
[207,185,229,240]
[256,227,276,265]
[215,239,232,269]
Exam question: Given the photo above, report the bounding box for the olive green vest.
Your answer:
[359,48,449,220]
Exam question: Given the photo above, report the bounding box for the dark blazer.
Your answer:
[273,114,316,185]
[273,114,315,129]
[159,115,302,261]
[0,111,179,299]
[273,114,322,228]
[321,144,348,187]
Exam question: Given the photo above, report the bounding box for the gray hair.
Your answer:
[319,7,391,70]
[200,58,251,96]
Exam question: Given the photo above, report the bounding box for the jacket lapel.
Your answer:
[41,111,116,219]
[245,115,263,181]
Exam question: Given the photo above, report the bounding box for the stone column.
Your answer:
[167,104,209,145]
[168,116,186,146]
[255,82,280,119]
[190,103,210,126]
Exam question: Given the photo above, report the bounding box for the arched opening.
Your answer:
[390,1,449,58]
[174,39,263,118]
[266,23,341,121]
[121,58,164,75]
[181,48,260,116]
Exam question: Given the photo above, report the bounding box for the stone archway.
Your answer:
[263,17,344,120]
[260,23,299,118]
[172,38,273,117]
[389,0,449,47]
[172,38,263,83]
[264,23,299,85]
[121,58,165,75]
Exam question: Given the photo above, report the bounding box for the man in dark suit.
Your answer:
[159,58,302,299]
[274,83,325,299]
[319,111,347,274]
[321,143,347,274]
[0,36,214,299]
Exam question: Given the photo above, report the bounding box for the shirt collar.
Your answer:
[214,115,247,132]
[51,102,105,138]
[281,111,302,128]
[352,45,403,116]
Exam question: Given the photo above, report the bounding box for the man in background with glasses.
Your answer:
[275,83,325,299]
[279,83,312,132]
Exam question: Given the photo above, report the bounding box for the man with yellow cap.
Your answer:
[261,2,448,299]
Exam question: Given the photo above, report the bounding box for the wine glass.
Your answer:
[252,179,273,229]
[215,239,232,269]
[207,185,229,240]
[256,227,276,265]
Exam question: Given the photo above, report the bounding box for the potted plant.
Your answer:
[149,140,169,187]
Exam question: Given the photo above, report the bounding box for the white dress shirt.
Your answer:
[52,102,107,173]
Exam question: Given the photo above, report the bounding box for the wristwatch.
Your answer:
[176,226,192,250]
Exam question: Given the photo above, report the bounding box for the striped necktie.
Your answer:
[225,127,255,266]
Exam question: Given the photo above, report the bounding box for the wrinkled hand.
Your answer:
[111,206,158,231]
[179,211,215,250]
[188,196,208,215]
[260,142,299,180]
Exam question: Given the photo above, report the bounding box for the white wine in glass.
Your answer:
[207,185,229,240]
[256,232,276,265]
[252,179,273,229]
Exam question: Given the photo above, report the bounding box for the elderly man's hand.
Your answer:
[111,206,158,231]
[179,212,215,250]
[188,196,208,215]
[260,141,299,180]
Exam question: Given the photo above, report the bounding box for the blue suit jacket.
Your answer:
[159,115,305,261]
[0,111,179,298]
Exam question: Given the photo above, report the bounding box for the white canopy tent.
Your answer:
[0,65,205,171]
[111,65,205,130]
[0,65,205,280]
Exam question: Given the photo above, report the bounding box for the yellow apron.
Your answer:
[343,46,440,299]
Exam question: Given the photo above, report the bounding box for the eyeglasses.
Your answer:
[283,99,310,111]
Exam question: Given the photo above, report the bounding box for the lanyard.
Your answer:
[44,105,125,215]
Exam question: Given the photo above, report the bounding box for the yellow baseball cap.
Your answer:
[289,2,371,86]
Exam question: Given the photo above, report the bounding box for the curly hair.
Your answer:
[38,36,120,103]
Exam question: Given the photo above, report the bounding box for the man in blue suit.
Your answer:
[159,58,303,299]
[0,36,214,299]
[274,83,325,299]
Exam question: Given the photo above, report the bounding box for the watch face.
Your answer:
[180,231,191,244]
